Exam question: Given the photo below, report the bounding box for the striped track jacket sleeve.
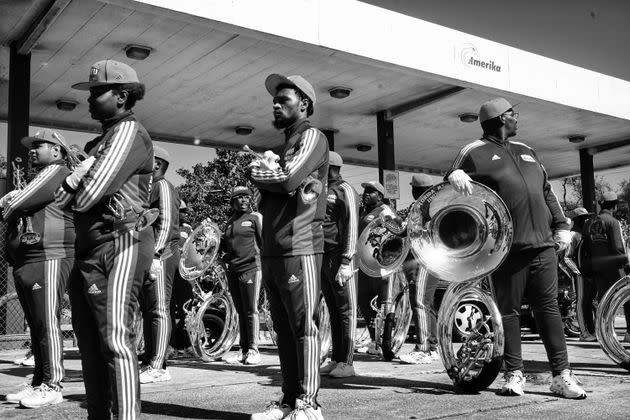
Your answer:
[340,182,359,265]
[153,179,178,257]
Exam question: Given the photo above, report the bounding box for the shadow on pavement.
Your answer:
[141,400,249,419]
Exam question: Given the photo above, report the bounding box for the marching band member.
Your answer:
[447,97,586,399]
[319,152,359,378]
[2,130,75,408]
[356,181,396,356]
[59,59,155,419]
[248,73,328,420]
[222,186,263,365]
[139,145,180,383]
[398,174,440,364]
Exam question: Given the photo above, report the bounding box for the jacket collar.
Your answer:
[283,118,311,141]
[101,110,134,131]
[482,133,509,146]
[328,174,343,184]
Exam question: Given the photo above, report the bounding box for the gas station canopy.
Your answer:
[2,0,630,178]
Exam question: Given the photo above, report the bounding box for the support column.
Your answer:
[322,129,335,151]
[376,111,395,184]
[579,148,596,212]
[7,41,31,189]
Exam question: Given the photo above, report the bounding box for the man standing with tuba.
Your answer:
[248,73,328,420]
[2,130,75,408]
[139,145,180,383]
[57,59,155,419]
[447,97,586,399]
[398,174,440,364]
[319,152,359,378]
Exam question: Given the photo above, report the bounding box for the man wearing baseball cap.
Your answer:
[581,192,630,343]
[139,145,181,384]
[221,186,263,366]
[319,152,359,378]
[446,98,585,399]
[2,129,75,408]
[355,180,396,356]
[249,73,328,420]
[59,59,154,419]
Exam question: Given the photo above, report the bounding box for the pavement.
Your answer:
[0,335,629,419]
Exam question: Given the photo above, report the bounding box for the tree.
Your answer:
[176,149,256,228]
[559,175,612,210]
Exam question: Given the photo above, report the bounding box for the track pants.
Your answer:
[491,247,569,375]
[402,255,438,352]
[227,268,262,352]
[169,270,193,349]
[68,229,153,420]
[13,258,72,390]
[580,267,630,334]
[357,270,388,341]
[262,254,321,408]
[321,253,357,364]
[140,248,179,369]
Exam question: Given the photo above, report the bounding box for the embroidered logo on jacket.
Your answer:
[287,275,300,284]
[241,221,253,227]
[492,154,501,160]
[88,284,102,295]
[32,283,42,291]
[520,154,536,163]
[327,193,337,203]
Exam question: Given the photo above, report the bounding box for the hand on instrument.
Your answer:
[65,155,96,190]
[553,229,571,252]
[259,151,280,171]
[448,169,473,196]
[149,258,161,281]
[335,263,356,286]
[0,190,19,208]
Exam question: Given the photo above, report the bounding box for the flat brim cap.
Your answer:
[328,151,343,167]
[21,129,67,150]
[410,173,433,187]
[153,145,171,164]
[231,186,253,199]
[601,191,618,202]
[361,181,385,195]
[265,74,316,104]
[567,207,592,218]
[479,97,513,123]
[72,59,140,90]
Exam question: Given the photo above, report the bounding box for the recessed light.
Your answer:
[235,126,254,136]
[329,87,352,99]
[459,113,478,123]
[568,135,585,143]
[356,144,372,152]
[56,99,78,111]
[124,44,152,60]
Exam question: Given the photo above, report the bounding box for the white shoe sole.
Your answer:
[140,374,172,384]
[20,394,63,408]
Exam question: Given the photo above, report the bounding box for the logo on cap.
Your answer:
[89,67,99,81]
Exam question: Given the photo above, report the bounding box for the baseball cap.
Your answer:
[153,145,171,164]
[567,207,592,218]
[361,181,385,195]
[329,151,343,167]
[265,74,316,104]
[72,60,140,90]
[479,98,513,123]
[410,173,433,188]
[601,191,618,203]
[231,186,253,199]
[21,129,68,151]
[179,200,187,211]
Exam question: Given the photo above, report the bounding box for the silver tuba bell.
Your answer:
[357,215,410,278]
[179,219,223,281]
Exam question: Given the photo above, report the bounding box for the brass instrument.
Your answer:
[407,181,512,391]
[11,158,41,245]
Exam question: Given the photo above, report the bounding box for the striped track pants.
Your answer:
[13,258,73,390]
[402,255,439,352]
[69,229,153,420]
[227,268,262,351]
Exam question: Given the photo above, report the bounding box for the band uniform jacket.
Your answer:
[56,111,154,252]
[584,209,628,275]
[4,161,75,267]
[447,134,569,251]
[249,119,329,257]
[323,175,359,265]
[151,174,180,260]
[222,211,263,274]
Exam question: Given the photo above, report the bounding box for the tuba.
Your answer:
[179,219,239,360]
[407,181,512,391]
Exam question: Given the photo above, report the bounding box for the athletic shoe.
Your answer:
[250,401,292,420]
[14,350,35,366]
[399,350,432,365]
[579,333,597,342]
[622,332,630,343]
[165,345,177,360]
[19,384,63,408]
[498,370,526,396]
[366,342,381,356]
[329,362,355,378]
[319,360,337,375]
[244,349,261,365]
[550,370,587,399]
[429,350,440,361]
[355,345,369,354]
[139,367,172,384]
[180,346,197,358]
[286,398,324,420]
[224,352,246,364]
[6,383,34,403]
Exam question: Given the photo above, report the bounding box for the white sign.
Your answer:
[382,170,400,199]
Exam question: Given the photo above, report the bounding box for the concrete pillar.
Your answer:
[322,129,335,151]
[7,41,31,190]
[579,148,596,212]
[376,111,395,184]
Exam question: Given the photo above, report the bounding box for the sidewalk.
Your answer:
[0,336,628,419]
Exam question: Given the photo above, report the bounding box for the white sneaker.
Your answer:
[19,384,63,408]
[355,345,368,354]
[6,383,35,403]
[286,399,324,420]
[579,333,597,342]
[224,352,246,364]
[251,401,292,420]
[244,349,261,365]
[329,362,355,378]
[499,370,526,396]
[139,367,172,384]
[429,350,440,361]
[550,370,586,399]
[399,351,432,365]
[366,342,381,356]
[319,360,337,375]
[14,350,35,366]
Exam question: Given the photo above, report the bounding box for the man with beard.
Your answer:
[248,74,328,420]
[57,59,154,419]
[139,145,180,383]
[319,152,359,378]
[447,97,585,399]
[2,130,75,408]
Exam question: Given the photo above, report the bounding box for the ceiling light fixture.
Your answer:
[124,44,152,60]
[459,112,478,123]
[568,135,585,144]
[55,99,78,111]
[356,144,372,152]
[235,126,254,136]
[329,87,352,99]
